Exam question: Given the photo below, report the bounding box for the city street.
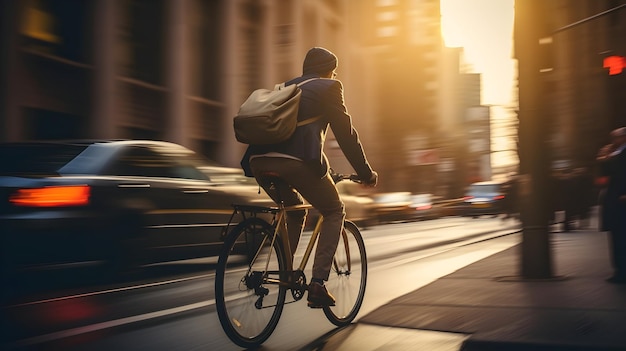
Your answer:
[2,1,624,350]
[4,216,520,351]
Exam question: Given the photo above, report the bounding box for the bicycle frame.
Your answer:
[216,173,367,348]
[264,203,322,287]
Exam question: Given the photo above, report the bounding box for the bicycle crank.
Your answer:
[290,270,307,300]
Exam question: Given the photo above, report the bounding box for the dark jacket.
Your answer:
[240,74,373,180]
[600,149,626,231]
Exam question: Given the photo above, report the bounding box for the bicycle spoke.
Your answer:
[323,220,367,326]
[215,218,287,348]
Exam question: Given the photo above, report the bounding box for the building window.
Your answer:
[198,140,219,162]
[189,0,222,100]
[118,0,165,86]
[24,108,84,140]
[322,0,341,12]
[377,26,398,38]
[123,126,162,141]
[20,0,91,63]
[238,1,264,102]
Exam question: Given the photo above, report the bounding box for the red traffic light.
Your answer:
[603,55,626,75]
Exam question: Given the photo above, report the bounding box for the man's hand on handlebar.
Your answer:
[362,171,378,187]
[329,168,378,187]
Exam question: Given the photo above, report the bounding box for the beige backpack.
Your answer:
[234,78,319,145]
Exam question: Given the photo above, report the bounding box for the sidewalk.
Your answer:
[315,222,626,350]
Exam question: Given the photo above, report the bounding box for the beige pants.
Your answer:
[250,157,345,281]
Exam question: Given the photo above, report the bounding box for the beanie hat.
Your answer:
[302,47,338,75]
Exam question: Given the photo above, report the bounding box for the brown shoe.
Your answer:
[307,282,336,308]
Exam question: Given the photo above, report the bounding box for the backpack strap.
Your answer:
[275,77,319,90]
[296,78,319,87]
[295,78,321,127]
[269,78,320,127]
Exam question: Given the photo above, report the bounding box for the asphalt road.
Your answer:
[3,216,521,351]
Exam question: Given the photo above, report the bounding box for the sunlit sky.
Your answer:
[440,0,515,105]
[440,0,518,168]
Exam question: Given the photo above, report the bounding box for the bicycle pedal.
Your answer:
[307,301,335,308]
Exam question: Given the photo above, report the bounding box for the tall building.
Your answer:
[461,74,492,183]
[356,0,445,193]
[0,0,500,198]
[530,0,626,170]
[0,0,378,170]
[439,51,491,195]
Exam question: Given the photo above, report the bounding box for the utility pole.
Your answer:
[514,1,626,279]
[515,0,553,279]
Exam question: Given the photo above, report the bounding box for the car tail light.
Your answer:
[9,185,91,207]
[494,195,505,200]
[415,205,432,210]
[463,196,473,201]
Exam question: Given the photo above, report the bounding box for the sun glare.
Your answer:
[441,0,515,105]
[440,0,518,168]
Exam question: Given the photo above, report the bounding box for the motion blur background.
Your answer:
[1,2,626,347]
[1,0,625,198]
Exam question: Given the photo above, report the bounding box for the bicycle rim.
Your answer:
[215,217,286,348]
[323,220,367,326]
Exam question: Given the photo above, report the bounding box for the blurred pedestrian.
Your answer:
[573,167,594,229]
[560,167,593,231]
[597,127,626,284]
[501,175,519,221]
[549,170,566,228]
[562,169,577,232]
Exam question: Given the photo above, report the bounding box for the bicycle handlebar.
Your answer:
[331,172,363,184]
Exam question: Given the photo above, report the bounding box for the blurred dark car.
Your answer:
[461,181,507,217]
[0,140,273,277]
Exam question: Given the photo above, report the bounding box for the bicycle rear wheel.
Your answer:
[323,220,367,326]
[215,217,287,348]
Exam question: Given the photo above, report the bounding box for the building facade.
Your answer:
[1,0,498,197]
[536,0,626,170]
[1,0,380,170]
[355,0,449,193]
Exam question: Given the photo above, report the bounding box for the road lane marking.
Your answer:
[11,273,215,307]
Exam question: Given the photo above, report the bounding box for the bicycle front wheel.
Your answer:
[215,217,287,348]
[323,220,367,326]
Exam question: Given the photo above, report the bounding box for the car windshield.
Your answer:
[411,194,432,203]
[374,192,412,204]
[468,184,501,194]
[0,143,88,176]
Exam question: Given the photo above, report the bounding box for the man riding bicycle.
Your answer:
[241,47,378,308]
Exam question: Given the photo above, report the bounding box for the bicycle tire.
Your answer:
[323,220,367,326]
[215,217,287,348]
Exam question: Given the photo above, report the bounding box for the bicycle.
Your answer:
[214,173,367,348]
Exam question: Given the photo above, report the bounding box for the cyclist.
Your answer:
[241,47,378,308]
